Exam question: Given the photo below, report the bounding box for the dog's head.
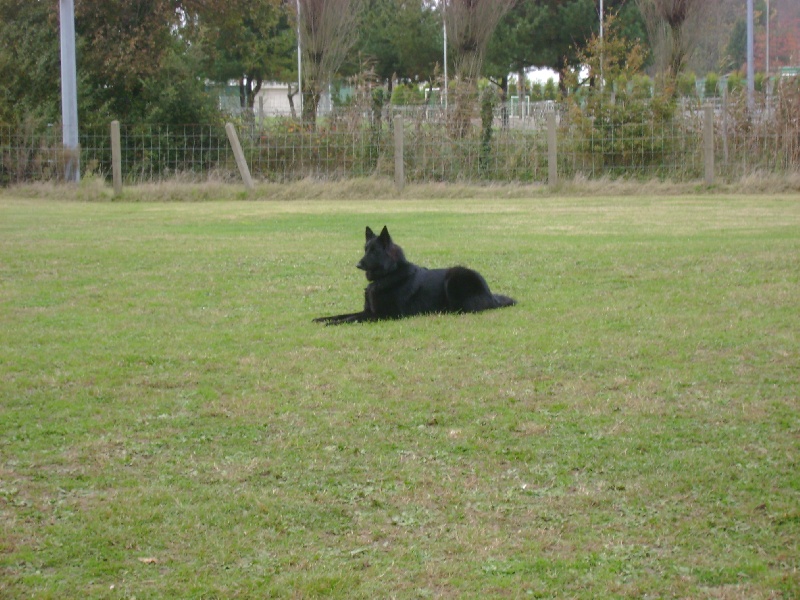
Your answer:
[357,226,406,281]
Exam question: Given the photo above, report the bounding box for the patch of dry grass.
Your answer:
[4,169,800,203]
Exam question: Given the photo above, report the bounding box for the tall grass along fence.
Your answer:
[2,81,798,188]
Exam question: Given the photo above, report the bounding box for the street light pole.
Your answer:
[599,0,604,90]
[59,0,80,182]
[599,0,603,40]
[296,0,303,116]
[765,0,770,76]
[746,0,754,109]
[443,1,448,110]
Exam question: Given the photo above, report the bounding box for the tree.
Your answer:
[297,0,365,124]
[484,1,548,104]
[72,0,225,125]
[0,0,61,123]
[726,17,748,71]
[354,0,442,93]
[485,0,642,98]
[751,0,799,72]
[565,14,677,174]
[444,0,515,85]
[571,12,647,89]
[187,0,285,110]
[443,0,515,136]
[636,0,720,87]
[75,0,182,115]
[0,0,220,127]
[270,6,304,118]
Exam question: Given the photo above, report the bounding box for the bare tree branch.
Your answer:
[297,0,364,123]
[443,0,515,137]
[444,0,515,83]
[636,0,719,85]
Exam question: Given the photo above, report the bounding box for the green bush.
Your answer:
[727,72,745,93]
[630,75,653,99]
[566,82,679,178]
[705,73,720,97]
[677,72,697,97]
[754,72,767,92]
[390,83,424,106]
[543,78,559,101]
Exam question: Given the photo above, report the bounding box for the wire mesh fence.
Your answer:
[560,106,706,180]
[712,90,800,178]
[1,84,798,187]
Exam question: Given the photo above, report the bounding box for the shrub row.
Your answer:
[1,79,798,186]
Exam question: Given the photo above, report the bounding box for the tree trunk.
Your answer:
[668,23,685,81]
[451,78,477,138]
[287,82,298,120]
[499,74,509,129]
[249,77,263,109]
[557,63,570,95]
[302,88,320,128]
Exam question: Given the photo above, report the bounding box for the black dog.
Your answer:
[313,226,515,325]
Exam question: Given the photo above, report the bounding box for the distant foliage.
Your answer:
[704,73,720,97]
[390,84,425,106]
[676,71,697,97]
[563,14,680,177]
[727,72,745,93]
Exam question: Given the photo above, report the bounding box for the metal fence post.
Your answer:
[704,105,715,186]
[225,122,254,190]
[547,111,557,187]
[110,120,122,195]
[394,115,404,193]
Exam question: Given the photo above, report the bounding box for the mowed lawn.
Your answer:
[1,194,798,599]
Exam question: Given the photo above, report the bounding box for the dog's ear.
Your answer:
[365,226,376,241]
[378,226,392,246]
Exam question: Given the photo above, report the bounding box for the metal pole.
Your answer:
[765,0,770,76]
[746,0,754,109]
[443,1,448,111]
[59,0,80,182]
[599,0,604,90]
[296,0,303,116]
[599,0,603,40]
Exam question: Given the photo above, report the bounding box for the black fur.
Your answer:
[314,226,516,325]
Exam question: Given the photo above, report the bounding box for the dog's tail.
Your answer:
[492,294,516,308]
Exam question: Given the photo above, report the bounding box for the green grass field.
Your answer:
[1,193,798,598]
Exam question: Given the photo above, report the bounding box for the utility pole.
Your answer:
[746,0,754,109]
[296,0,303,116]
[59,0,80,182]
[765,0,770,76]
[599,0,604,90]
[443,1,448,111]
[599,0,603,40]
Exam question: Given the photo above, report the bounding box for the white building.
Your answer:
[253,82,294,116]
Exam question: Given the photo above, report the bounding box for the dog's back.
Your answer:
[314,226,515,325]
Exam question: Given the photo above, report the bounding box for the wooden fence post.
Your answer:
[110,120,122,196]
[394,115,404,193]
[547,111,557,187]
[225,122,254,190]
[704,105,715,186]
